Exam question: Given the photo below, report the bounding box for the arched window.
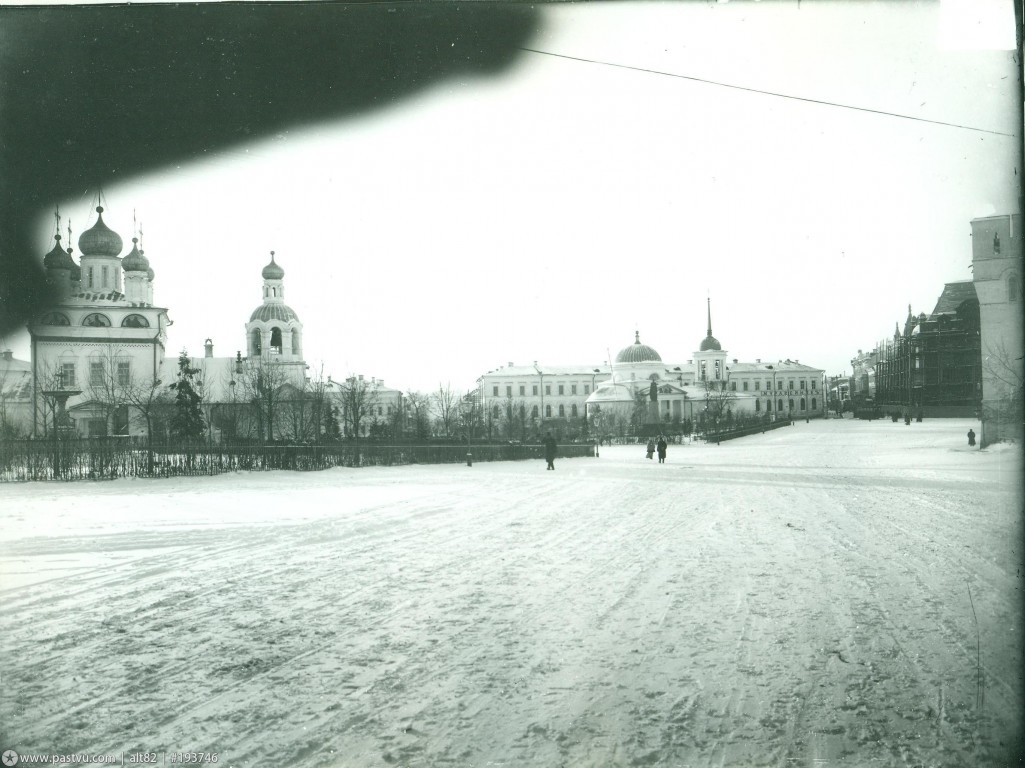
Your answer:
[82,313,111,327]
[121,314,149,328]
[800,397,806,411]
[1009,275,1019,302]
[778,399,784,411]
[492,405,501,419]
[558,404,565,417]
[251,329,262,356]
[545,405,552,418]
[292,332,300,356]
[571,404,578,418]
[270,327,282,354]
[755,399,761,412]
[519,404,526,419]
[811,398,817,410]
[788,398,795,411]
[39,312,70,326]
[531,405,539,418]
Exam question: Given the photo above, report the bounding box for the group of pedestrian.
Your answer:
[645,435,668,464]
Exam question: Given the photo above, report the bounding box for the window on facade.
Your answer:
[571,404,578,417]
[811,398,817,410]
[61,363,76,388]
[251,329,262,356]
[121,314,149,328]
[800,398,806,411]
[117,361,130,387]
[753,381,760,391]
[101,266,109,288]
[90,361,104,386]
[519,404,526,418]
[87,267,93,289]
[730,381,737,391]
[583,385,590,395]
[1009,275,1019,302]
[545,385,551,396]
[743,381,749,391]
[788,380,794,390]
[270,328,283,355]
[519,385,525,396]
[765,400,771,411]
[292,334,300,355]
[493,405,501,418]
[788,398,794,411]
[558,384,564,395]
[506,385,512,397]
[571,384,577,395]
[493,386,499,397]
[377,406,383,416]
[800,380,806,390]
[755,399,761,412]
[532,385,538,396]
[545,405,552,417]
[811,380,817,390]
[113,406,129,436]
[714,360,721,380]
[701,361,707,380]
[506,405,513,419]
[778,399,784,411]
[558,404,565,417]
[532,405,539,418]
[82,313,111,327]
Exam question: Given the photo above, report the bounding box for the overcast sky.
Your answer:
[7,1,1020,393]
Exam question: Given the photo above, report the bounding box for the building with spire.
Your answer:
[477,301,824,439]
[29,204,170,436]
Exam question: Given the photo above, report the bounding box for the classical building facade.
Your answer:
[971,213,1022,444]
[478,302,824,438]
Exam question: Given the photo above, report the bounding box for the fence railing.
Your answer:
[703,419,794,444]
[0,439,595,483]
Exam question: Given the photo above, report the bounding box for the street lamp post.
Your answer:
[534,364,544,439]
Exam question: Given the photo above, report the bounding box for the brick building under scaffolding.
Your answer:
[871,282,982,417]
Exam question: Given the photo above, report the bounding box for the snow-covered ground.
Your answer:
[1,419,1021,767]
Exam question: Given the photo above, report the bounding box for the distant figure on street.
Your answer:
[544,432,557,470]
[646,438,655,460]
[656,435,668,464]
[967,428,976,447]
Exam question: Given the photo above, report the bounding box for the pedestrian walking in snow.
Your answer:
[646,438,655,460]
[544,432,557,470]
[656,435,667,464]
[967,428,976,447]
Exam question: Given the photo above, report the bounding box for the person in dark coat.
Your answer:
[967,428,976,447]
[544,432,557,470]
[646,438,655,459]
[656,435,667,464]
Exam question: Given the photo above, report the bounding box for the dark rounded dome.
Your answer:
[615,332,662,364]
[43,234,75,270]
[121,238,150,272]
[250,303,300,323]
[262,251,285,280]
[78,206,123,257]
[699,334,722,351]
[146,266,155,280]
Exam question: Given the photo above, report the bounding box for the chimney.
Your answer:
[204,338,213,358]
[733,358,738,364]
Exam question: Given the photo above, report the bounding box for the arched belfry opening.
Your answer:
[270,327,283,355]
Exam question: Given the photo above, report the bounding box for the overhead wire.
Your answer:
[518,47,1016,138]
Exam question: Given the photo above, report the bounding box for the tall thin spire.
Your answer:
[706,297,713,338]
[53,205,61,237]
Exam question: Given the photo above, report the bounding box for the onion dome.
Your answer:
[250,303,300,323]
[262,251,285,280]
[615,331,662,364]
[43,234,75,270]
[78,206,123,257]
[146,265,155,281]
[121,237,149,272]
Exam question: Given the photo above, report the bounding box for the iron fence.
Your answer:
[0,438,595,483]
